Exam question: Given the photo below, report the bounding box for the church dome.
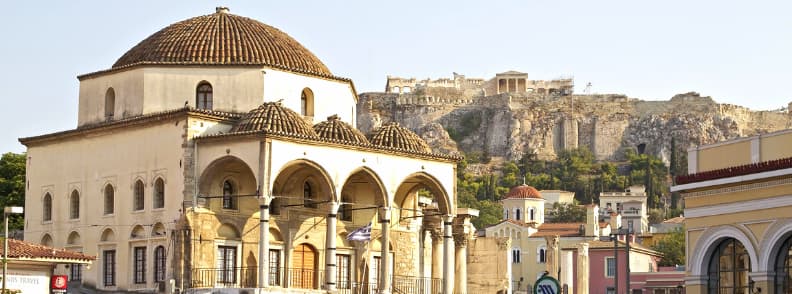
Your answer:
[313,115,370,144]
[112,7,332,76]
[231,102,317,137]
[369,122,432,153]
[504,185,543,200]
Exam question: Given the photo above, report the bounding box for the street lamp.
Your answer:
[600,223,633,293]
[2,206,23,294]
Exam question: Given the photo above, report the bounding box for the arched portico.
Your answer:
[198,155,258,212]
[690,225,759,277]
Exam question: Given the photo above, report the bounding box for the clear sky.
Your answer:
[2,1,791,153]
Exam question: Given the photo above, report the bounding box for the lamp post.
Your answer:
[2,206,23,294]
[601,224,633,293]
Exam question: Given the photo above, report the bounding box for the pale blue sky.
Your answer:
[2,1,791,153]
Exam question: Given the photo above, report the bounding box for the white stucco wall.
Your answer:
[262,69,357,126]
[78,69,144,126]
[24,120,186,291]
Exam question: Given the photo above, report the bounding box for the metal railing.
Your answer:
[191,267,257,288]
[393,275,442,294]
[285,267,324,289]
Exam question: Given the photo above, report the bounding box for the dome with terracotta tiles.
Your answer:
[504,185,543,200]
[369,122,431,153]
[313,115,370,144]
[231,102,317,137]
[113,7,332,76]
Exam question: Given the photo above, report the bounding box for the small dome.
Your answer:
[313,115,370,144]
[504,185,543,200]
[113,7,331,76]
[369,122,431,153]
[231,102,317,137]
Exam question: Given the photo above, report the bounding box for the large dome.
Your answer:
[504,185,543,200]
[112,7,332,76]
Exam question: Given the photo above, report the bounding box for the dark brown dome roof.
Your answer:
[313,115,370,144]
[112,7,331,76]
[369,122,431,153]
[504,185,543,200]
[231,102,317,136]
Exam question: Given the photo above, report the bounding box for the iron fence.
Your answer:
[191,267,257,288]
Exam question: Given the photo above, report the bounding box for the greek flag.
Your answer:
[346,223,372,241]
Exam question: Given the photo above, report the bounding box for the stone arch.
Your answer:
[151,222,167,237]
[301,87,315,117]
[217,223,241,239]
[105,87,115,118]
[340,167,388,222]
[689,225,759,276]
[67,231,81,246]
[41,234,53,247]
[759,218,792,271]
[130,225,146,239]
[100,228,116,242]
[271,159,336,212]
[269,227,284,242]
[198,155,257,211]
[395,172,453,215]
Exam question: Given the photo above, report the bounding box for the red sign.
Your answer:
[51,275,68,291]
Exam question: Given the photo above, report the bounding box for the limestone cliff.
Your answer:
[357,91,792,162]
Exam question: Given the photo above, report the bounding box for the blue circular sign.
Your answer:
[533,275,561,294]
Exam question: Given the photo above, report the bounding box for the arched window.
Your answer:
[300,88,314,117]
[154,245,166,282]
[303,181,316,208]
[512,248,521,263]
[196,82,213,110]
[105,88,115,119]
[134,180,145,211]
[708,238,751,293]
[43,193,52,221]
[41,234,53,247]
[504,208,510,220]
[538,247,547,263]
[70,190,80,219]
[530,208,535,221]
[104,184,115,215]
[775,235,792,293]
[222,180,236,209]
[340,194,352,221]
[154,178,165,209]
[515,208,521,221]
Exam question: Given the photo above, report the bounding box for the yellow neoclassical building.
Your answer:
[20,7,477,294]
[672,129,792,293]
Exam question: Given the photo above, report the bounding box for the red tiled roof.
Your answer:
[369,122,432,153]
[675,156,792,185]
[504,185,542,200]
[3,239,94,262]
[113,7,331,76]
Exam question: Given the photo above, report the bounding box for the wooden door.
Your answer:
[292,244,316,288]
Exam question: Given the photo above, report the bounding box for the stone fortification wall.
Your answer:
[358,90,792,163]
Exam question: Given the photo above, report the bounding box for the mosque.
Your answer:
[20,7,478,293]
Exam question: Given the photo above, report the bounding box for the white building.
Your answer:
[599,186,649,235]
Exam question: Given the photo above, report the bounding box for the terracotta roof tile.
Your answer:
[532,222,585,237]
[504,185,542,199]
[313,115,370,144]
[369,122,432,153]
[3,239,94,262]
[113,8,331,76]
[231,102,317,136]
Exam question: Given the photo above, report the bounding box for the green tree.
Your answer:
[547,202,586,223]
[652,227,685,266]
[0,152,26,230]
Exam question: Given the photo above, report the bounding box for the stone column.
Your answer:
[380,207,392,294]
[545,235,560,278]
[442,215,455,294]
[454,234,469,294]
[576,243,589,294]
[258,197,271,288]
[325,202,340,291]
[430,229,443,280]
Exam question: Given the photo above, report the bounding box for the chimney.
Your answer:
[609,212,622,232]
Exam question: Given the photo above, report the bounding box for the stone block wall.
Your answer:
[467,237,511,294]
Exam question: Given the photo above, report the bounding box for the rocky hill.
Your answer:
[357,90,792,165]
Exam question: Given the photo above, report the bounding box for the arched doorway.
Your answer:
[708,238,751,293]
[775,235,792,293]
[291,243,317,289]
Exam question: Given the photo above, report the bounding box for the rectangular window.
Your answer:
[70,264,82,282]
[606,287,616,294]
[134,246,146,284]
[103,250,116,287]
[337,254,351,289]
[371,256,381,289]
[154,246,166,282]
[269,249,281,286]
[217,246,237,284]
[606,257,616,277]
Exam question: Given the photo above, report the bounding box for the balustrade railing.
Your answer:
[191,267,257,288]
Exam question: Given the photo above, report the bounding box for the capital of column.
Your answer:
[380,206,392,222]
[429,228,443,242]
[328,201,340,215]
[453,234,470,248]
